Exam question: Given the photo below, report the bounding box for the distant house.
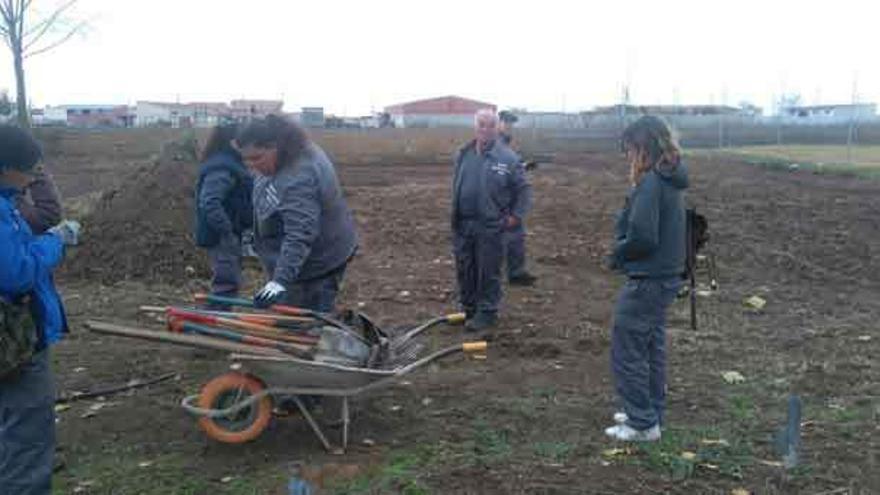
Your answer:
[136,99,283,127]
[591,104,749,117]
[300,107,325,127]
[385,95,496,128]
[514,111,587,129]
[136,101,193,127]
[188,102,230,127]
[229,99,284,120]
[781,103,877,123]
[37,104,133,128]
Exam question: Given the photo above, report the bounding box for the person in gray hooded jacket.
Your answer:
[604,115,688,443]
[237,115,357,312]
[452,109,532,331]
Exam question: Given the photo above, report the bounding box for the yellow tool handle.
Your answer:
[462,341,488,353]
[446,312,467,325]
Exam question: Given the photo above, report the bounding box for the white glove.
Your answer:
[48,220,82,246]
[254,281,287,308]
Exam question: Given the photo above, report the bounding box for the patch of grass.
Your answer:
[703,145,880,179]
[333,416,519,494]
[729,394,757,423]
[53,452,287,495]
[613,426,755,482]
[467,418,513,465]
[533,441,575,464]
[331,448,434,495]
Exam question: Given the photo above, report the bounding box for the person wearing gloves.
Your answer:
[236,115,357,312]
[194,122,253,304]
[16,163,62,234]
[0,125,80,495]
[604,115,688,442]
[451,109,532,332]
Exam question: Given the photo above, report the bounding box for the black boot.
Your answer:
[465,312,498,332]
[509,272,538,286]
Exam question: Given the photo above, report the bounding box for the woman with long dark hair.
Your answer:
[195,122,253,303]
[605,115,688,442]
[236,115,357,312]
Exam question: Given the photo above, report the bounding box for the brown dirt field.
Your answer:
[39,131,880,494]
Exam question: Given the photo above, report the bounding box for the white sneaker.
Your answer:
[613,411,628,424]
[604,423,661,442]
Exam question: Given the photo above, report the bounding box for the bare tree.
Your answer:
[0,0,85,127]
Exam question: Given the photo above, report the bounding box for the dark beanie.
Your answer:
[0,125,43,172]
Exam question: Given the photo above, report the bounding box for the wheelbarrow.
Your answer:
[85,299,486,453]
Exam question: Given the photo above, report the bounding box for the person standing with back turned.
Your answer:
[604,115,688,442]
[194,122,253,306]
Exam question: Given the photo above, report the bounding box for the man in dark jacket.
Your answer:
[498,110,537,286]
[452,109,532,331]
[195,124,253,302]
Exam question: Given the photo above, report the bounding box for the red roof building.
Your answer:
[385,95,496,127]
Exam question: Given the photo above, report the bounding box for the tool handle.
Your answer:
[445,313,467,325]
[462,341,488,353]
[193,293,256,308]
[181,322,313,359]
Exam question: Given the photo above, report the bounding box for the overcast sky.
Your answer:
[1,0,877,115]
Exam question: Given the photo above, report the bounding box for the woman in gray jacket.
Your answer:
[605,115,688,442]
[236,115,357,312]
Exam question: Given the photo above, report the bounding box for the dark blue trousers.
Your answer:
[285,264,348,313]
[611,277,682,430]
[454,221,503,316]
[503,223,528,279]
[0,350,56,495]
[208,233,242,298]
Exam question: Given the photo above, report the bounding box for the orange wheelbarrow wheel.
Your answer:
[197,372,273,444]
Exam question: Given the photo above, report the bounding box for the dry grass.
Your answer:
[722,145,880,171]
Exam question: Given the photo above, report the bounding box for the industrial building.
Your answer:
[385,95,496,128]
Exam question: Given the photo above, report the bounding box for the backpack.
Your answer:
[0,294,38,380]
[685,208,710,274]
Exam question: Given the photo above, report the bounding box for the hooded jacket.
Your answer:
[195,151,254,248]
[612,162,689,278]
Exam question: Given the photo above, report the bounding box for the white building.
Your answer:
[781,104,878,124]
[136,101,194,127]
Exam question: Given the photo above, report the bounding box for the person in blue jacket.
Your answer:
[195,122,253,303]
[0,125,79,494]
[604,115,688,442]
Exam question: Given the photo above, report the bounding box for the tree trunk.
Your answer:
[13,45,29,128]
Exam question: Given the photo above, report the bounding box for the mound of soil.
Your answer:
[61,138,210,284]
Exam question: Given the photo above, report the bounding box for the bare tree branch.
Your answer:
[0,1,13,25]
[23,0,77,50]
[24,19,83,57]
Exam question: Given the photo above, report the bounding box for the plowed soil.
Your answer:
[43,132,880,494]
